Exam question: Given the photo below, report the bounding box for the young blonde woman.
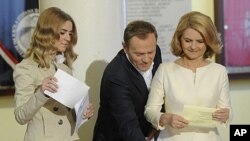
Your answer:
[13,7,93,141]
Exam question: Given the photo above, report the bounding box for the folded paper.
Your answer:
[182,105,219,127]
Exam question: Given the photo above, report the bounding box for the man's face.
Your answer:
[124,33,157,72]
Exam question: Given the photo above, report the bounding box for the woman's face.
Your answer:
[54,20,73,52]
[181,28,207,60]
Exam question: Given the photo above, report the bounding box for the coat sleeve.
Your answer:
[13,62,49,125]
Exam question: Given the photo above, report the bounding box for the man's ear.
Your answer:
[122,42,128,53]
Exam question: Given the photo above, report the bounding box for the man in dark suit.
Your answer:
[93,20,162,141]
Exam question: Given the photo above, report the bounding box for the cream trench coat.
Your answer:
[145,62,233,141]
[13,57,79,141]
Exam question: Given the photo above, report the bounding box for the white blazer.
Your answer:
[145,62,233,141]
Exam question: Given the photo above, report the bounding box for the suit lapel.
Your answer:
[120,51,149,95]
[129,68,149,95]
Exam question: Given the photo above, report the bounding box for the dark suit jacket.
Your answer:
[93,46,162,141]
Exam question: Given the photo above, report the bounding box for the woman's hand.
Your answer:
[212,108,230,123]
[40,76,58,94]
[83,103,94,119]
[160,113,189,129]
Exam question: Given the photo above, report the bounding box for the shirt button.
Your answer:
[58,119,63,125]
[53,107,59,111]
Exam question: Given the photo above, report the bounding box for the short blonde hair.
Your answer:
[26,7,78,69]
[171,11,223,58]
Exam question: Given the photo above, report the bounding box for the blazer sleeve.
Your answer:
[104,77,146,141]
[13,62,49,125]
[145,64,165,130]
[217,67,233,125]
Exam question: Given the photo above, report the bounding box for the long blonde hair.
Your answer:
[26,7,78,69]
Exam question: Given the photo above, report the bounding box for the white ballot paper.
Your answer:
[74,94,89,132]
[44,69,90,131]
[44,69,89,109]
[182,105,219,127]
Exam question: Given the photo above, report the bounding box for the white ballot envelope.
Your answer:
[44,69,89,109]
[182,105,219,127]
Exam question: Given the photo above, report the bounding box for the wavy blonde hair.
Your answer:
[25,7,78,69]
[171,11,223,58]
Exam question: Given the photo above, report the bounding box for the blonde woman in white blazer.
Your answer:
[144,11,232,141]
[13,7,94,141]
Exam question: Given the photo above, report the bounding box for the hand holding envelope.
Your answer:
[44,69,90,132]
